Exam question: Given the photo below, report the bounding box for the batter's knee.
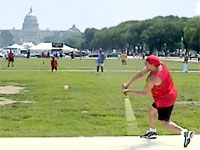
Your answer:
[159,120,170,127]
[149,106,157,115]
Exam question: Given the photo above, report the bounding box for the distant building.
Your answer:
[0,7,81,44]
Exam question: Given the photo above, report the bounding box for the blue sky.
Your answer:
[0,0,199,32]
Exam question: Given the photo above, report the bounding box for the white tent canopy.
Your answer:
[29,43,78,53]
[6,44,24,50]
[29,43,53,51]
[22,42,35,49]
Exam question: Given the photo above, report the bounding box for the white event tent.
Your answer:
[5,44,26,55]
[22,42,35,49]
[6,44,25,50]
[29,43,78,54]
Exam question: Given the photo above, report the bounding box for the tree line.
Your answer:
[0,15,199,54]
[82,15,199,54]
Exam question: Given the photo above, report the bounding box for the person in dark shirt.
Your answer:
[51,57,58,72]
[8,50,14,67]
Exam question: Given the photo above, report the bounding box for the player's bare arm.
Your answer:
[123,75,161,96]
[122,67,150,89]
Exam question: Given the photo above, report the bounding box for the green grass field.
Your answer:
[0,57,199,137]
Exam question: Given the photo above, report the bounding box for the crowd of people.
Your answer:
[3,49,199,74]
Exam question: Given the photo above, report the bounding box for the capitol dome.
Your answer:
[68,24,81,33]
[22,7,39,30]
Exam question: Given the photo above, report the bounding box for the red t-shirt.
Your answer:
[148,62,177,108]
[8,52,14,60]
[51,59,58,67]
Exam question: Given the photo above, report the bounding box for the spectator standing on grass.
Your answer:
[51,57,58,72]
[70,51,75,59]
[4,51,9,62]
[47,51,50,58]
[120,52,127,65]
[7,50,14,67]
[122,55,194,148]
[96,49,106,73]
[197,53,200,62]
[182,52,189,72]
[27,50,30,58]
[142,51,145,59]
[60,52,63,58]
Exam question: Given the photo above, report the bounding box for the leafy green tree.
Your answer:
[141,17,184,53]
[0,30,14,47]
[62,33,84,48]
[82,28,97,49]
[43,33,84,49]
[91,23,131,51]
[91,28,109,50]
[103,27,124,50]
[43,36,62,43]
[126,20,152,52]
[184,16,200,53]
[82,15,195,55]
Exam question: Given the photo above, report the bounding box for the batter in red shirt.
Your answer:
[122,55,194,147]
[148,61,177,108]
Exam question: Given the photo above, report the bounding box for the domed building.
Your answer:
[22,7,39,31]
[68,24,81,33]
[0,7,81,44]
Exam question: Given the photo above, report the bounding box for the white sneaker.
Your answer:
[184,130,194,147]
[140,130,157,139]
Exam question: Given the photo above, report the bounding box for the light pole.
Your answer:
[164,43,167,57]
[142,42,146,59]
[181,37,184,58]
[181,37,184,50]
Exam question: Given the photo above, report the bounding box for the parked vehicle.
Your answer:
[189,54,197,60]
[107,52,120,57]
[22,53,37,57]
[74,51,87,57]
[88,53,98,57]
[0,52,5,57]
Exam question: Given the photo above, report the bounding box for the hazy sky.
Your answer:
[0,0,199,32]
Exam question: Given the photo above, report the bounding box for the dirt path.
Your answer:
[0,86,33,106]
[0,86,25,94]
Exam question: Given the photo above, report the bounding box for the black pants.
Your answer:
[152,103,174,121]
[97,66,103,72]
[52,67,57,72]
[8,60,14,67]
